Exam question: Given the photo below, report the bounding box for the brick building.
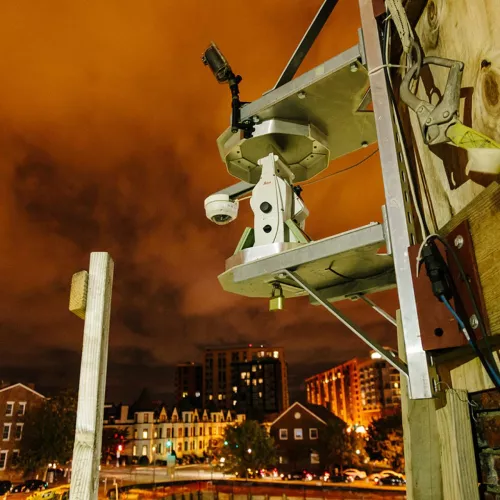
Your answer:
[305,350,401,428]
[269,401,345,473]
[0,383,45,476]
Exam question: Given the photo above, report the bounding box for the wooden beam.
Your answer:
[70,253,114,500]
[435,389,480,500]
[397,311,443,500]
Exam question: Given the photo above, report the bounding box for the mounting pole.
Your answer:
[69,252,114,500]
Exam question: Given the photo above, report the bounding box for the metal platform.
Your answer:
[219,222,395,300]
[217,45,377,183]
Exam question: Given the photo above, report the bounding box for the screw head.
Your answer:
[350,63,358,73]
[252,116,260,123]
[297,91,306,99]
[454,235,464,249]
[443,111,450,118]
[426,118,432,124]
[469,314,479,330]
[361,141,368,148]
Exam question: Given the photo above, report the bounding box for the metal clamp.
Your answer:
[400,56,464,145]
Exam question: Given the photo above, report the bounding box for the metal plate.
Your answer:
[217,45,376,182]
[409,221,487,351]
[218,223,394,299]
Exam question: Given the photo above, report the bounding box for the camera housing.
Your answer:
[204,194,239,225]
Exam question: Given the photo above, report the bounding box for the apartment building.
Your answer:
[174,362,203,407]
[103,389,245,464]
[232,357,286,419]
[0,383,45,477]
[305,350,401,428]
[203,344,288,412]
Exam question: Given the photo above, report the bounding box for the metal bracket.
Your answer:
[284,269,409,377]
[356,294,397,326]
[272,0,340,90]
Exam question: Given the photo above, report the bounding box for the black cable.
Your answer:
[421,235,500,387]
[381,17,431,237]
[299,149,379,186]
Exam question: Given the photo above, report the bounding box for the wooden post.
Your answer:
[435,389,479,500]
[397,311,443,500]
[69,252,114,500]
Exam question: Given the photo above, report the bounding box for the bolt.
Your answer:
[469,314,479,330]
[252,116,260,123]
[443,111,450,118]
[426,118,432,124]
[417,107,424,114]
[298,91,306,99]
[277,273,286,279]
[361,141,368,148]
[350,63,358,73]
[454,234,464,249]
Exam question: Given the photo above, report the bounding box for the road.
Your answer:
[100,464,229,485]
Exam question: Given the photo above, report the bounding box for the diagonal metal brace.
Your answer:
[284,269,409,377]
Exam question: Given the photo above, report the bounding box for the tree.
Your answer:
[365,414,404,471]
[222,420,277,477]
[317,418,361,472]
[102,427,130,460]
[18,390,77,476]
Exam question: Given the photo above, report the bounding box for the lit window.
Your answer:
[2,424,11,441]
[144,414,149,424]
[279,429,288,440]
[154,430,158,438]
[195,392,201,398]
[252,380,257,386]
[273,351,279,358]
[233,401,237,406]
[241,373,246,380]
[394,382,399,388]
[294,428,303,440]
[133,445,137,456]
[258,392,262,398]
[182,392,188,398]
[309,428,318,440]
[142,445,148,456]
[0,452,7,470]
[134,429,138,439]
[233,386,238,392]
[258,379,263,384]
[142,429,148,439]
[5,403,13,417]
[17,403,26,416]
[15,424,23,440]
[252,366,257,372]
[218,394,223,400]
[209,395,213,400]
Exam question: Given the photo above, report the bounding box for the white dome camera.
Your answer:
[204,193,239,225]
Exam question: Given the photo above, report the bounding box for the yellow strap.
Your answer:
[447,122,500,150]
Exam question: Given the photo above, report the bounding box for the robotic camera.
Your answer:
[202,42,254,138]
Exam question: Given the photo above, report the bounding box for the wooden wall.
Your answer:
[408,0,500,231]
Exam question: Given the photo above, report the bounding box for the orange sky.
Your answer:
[0,0,396,400]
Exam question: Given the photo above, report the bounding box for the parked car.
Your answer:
[329,474,354,483]
[378,472,406,486]
[0,481,12,495]
[343,468,367,480]
[280,470,307,481]
[370,470,405,484]
[11,480,48,493]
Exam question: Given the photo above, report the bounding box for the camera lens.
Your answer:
[260,202,272,213]
[213,214,231,223]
